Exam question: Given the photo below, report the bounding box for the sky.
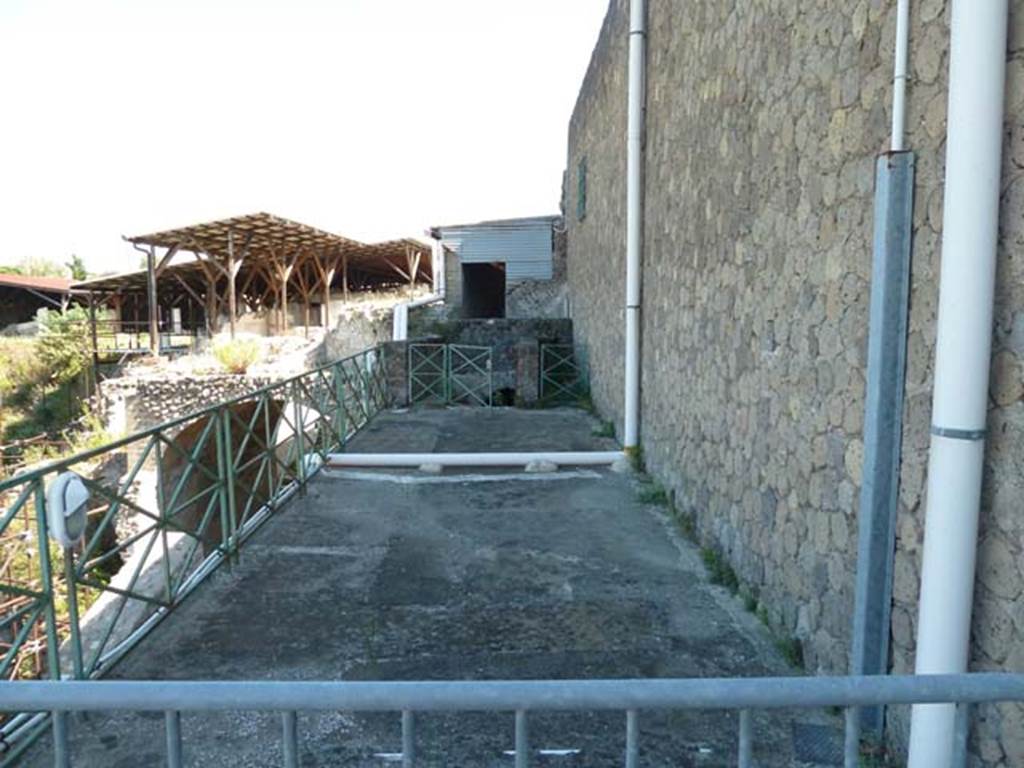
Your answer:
[0,0,608,275]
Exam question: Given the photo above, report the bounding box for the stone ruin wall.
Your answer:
[566,1,1024,762]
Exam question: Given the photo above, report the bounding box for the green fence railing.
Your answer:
[0,346,388,764]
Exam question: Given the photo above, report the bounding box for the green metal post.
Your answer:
[216,408,238,557]
[292,380,307,491]
[34,481,61,680]
[153,439,173,604]
[62,547,84,679]
[333,362,347,449]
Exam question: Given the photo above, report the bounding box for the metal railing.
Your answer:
[3,673,1022,767]
[0,346,389,765]
[87,320,205,356]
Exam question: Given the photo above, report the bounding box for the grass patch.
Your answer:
[591,420,615,438]
[637,481,669,506]
[625,445,645,473]
[700,546,740,594]
[775,635,804,668]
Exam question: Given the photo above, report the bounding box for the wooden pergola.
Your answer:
[75,213,432,354]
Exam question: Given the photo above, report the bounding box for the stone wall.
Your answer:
[101,374,276,436]
[319,303,393,364]
[566,1,1024,763]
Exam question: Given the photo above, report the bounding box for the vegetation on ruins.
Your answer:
[212,337,262,374]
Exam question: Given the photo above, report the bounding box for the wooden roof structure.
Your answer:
[74,213,434,348]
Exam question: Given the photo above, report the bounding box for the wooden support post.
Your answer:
[146,245,160,356]
[342,252,349,302]
[227,229,237,339]
[88,292,100,385]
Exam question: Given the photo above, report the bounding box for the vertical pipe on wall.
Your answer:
[890,0,911,151]
[907,3,1008,766]
[623,0,646,451]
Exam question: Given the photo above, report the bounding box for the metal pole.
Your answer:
[625,709,638,768]
[63,547,84,679]
[891,0,911,151]
[844,707,860,768]
[514,710,529,768]
[165,710,182,768]
[850,151,915,735]
[282,711,299,768]
[737,709,752,768]
[952,702,970,767]
[51,710,70,768]
[401,710,415,768]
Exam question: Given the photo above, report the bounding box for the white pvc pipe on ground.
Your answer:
[890,0,911,151]
[908,3,1008,766]
[623,0,646,451]
[326,452,623,468]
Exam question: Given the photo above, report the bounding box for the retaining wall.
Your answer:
[566,1,1024,762]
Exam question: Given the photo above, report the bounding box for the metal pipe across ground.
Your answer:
[326,452,623,468]
[4,674,1024,713]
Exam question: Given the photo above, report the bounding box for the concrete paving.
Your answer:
[21,407,838,767]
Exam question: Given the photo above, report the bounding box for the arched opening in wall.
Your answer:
[462,262,506,318]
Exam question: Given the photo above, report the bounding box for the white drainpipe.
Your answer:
[393,238,445,341]
[890,0,910,151]
[623,0,646,451]
[908,2,1008,766]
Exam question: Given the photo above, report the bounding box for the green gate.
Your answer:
[408,344,448,404]
[408,344,492,407]
[539,344,587,404]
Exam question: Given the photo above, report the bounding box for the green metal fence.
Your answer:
[0,346,388,765]
[408,344,493,407]
[539,344,587,404]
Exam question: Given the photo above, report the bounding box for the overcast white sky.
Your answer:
[0,0,608,275]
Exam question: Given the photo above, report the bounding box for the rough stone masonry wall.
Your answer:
[566,1,1024,763]
[100,375,276,437]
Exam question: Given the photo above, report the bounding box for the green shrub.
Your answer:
[213,339,261,374]
[592,420,615,438]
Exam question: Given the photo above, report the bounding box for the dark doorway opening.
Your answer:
[462,262,506,318]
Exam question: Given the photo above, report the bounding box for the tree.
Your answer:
[37,307,91,384]
[66,254,88,280]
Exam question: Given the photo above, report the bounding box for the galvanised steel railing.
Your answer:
[4,673,1022,768]
[0,346,389,765]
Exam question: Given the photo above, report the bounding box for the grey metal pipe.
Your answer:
[165,710,182,768]
[402,710,415,768]
[737,709,752,768]
[625,709,638,768]
[844,707,859,768]
[4,674,1023,714]
[282,711,298,768]
[514,709,529,768]
[51,711,69,768]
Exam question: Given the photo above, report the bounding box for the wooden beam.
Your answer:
[154,243,181,278]
[171,272,205,308]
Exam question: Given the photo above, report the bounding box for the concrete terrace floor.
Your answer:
[23,407,841,767]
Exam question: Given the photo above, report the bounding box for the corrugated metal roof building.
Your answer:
[433,215,565,319]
